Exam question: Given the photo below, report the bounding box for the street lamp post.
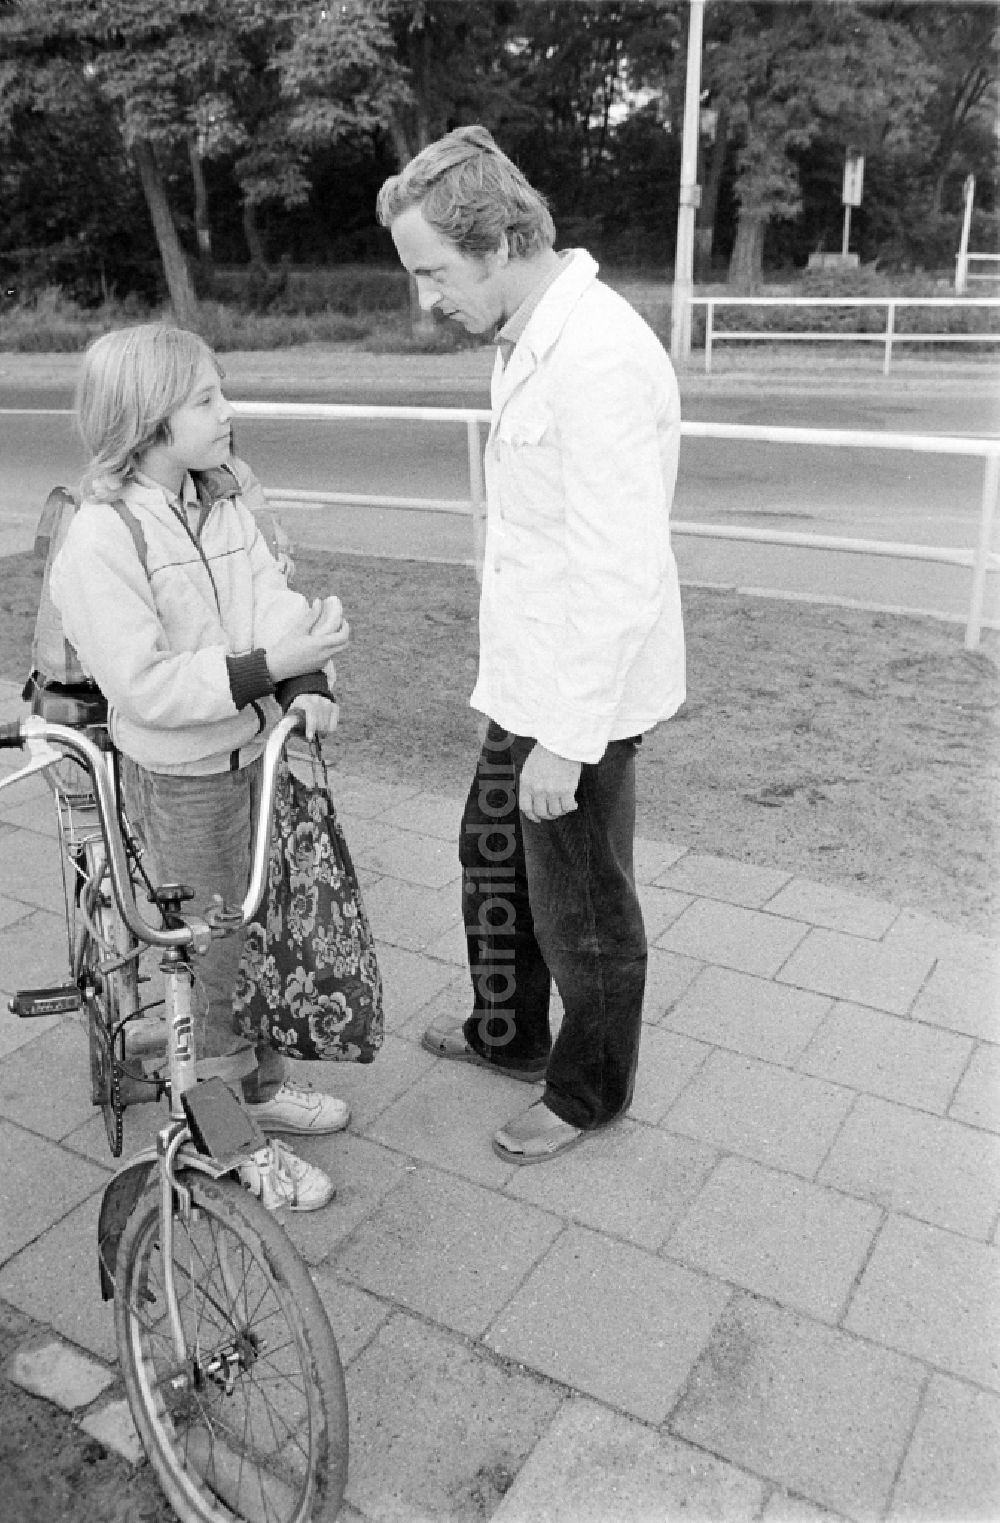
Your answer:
[670,0,705,364]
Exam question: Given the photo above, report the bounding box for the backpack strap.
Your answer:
[108,498,149,578]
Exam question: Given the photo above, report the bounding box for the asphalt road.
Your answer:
[1,369,997,628]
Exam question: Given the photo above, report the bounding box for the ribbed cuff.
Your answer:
[227,648,275,710]
[274,670,332,710]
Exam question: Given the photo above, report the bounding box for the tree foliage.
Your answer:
[0,0,996,310]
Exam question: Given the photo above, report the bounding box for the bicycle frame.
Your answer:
[0,710,305,1301]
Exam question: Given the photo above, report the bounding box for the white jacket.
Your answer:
[470,251,686,763]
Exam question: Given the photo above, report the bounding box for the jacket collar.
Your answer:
[128,463,240,517]
[491,250,599,421]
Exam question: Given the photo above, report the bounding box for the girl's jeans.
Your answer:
[120,755,284,1103]
[459,723,647,1130]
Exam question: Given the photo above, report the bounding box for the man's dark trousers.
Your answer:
[459,721,647,1130]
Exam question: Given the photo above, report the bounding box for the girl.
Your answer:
[51,323,349,1211]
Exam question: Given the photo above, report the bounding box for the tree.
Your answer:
[701,1,933,286]
[0,0,408,321]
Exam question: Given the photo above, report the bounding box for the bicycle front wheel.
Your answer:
[115,1174,348,1523]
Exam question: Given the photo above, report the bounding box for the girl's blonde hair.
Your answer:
[75,324,223,500]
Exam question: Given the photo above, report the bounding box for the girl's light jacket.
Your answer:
[50,474,316,775]
[471,250,686,764]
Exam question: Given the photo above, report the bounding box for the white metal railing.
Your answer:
[964,252,1000,284]
[231,400,1000,650]
[691,296,1000,376]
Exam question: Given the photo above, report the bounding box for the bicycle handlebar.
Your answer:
[0,711,306,951]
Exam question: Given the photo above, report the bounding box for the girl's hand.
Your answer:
[266,617,350,681]
[289,693,339,741]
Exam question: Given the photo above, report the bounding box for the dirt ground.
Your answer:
[1,545,996,935]
[0,544,997,1521]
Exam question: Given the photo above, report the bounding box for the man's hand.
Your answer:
[289,693,339,741]
[519,744,581,823]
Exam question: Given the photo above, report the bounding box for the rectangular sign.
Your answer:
[843,152,865,207]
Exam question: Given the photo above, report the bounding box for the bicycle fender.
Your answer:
[98,1152,156,1301]
[96,1147,237,1300]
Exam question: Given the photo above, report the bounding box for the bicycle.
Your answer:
[1,695,349,1523]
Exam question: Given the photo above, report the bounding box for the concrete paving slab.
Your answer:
[670,1293,926,1522]
[485,1225,731,1424]
[1,825,67,911]
[0,988,65,1057]
[818,1095,1000,1239]
[79,1397,144,1465]
[631,835,686,885]
[365,1059,539,1186]
[0,890,33,937]
[420,915,469,966]
[635,882,693,940]
[332,1165,562,1337]
[281,1034,434,1137]
[0,794,59,837]
[629,1023,710,1124]
[949,1040,1000,1132]
[343,1312,564,1523]
[0,1119,108,1261]
[374,942,463,1030]
[377,788,462,841]
[797,1001,974,1113]
[0,906,72,992]
[777,926,938,1014]
[663,965,832,1064]
[311,1272,394,1367]
[657,899,810,978]
[492,1396,766,1523]
[281,1131,411,1266]
[760,1491,845,1522]
[910,934,1000,1043]
[845,1214,1000,1391]
[5,1335,114,1409]
[663,1156,882,1323]
[325,774,422,819]
[655,853,792,909]
[887,1374,1000,1522]
[662,1049,854,1177]
[361,875,461,952]
[763,879,900,938]
[0,1019,98,1140]
[351,823,461,889]
[504,1117,717,1250]
[639,944,704,1022]
[0,1194,116,1362]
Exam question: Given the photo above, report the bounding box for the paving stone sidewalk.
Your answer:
[0,672,998,1522]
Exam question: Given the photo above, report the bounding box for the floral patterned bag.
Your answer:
[234,743,383,1063]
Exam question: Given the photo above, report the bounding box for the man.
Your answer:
[376,125,685,1164]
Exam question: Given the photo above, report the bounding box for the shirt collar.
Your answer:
[496,250,572,366]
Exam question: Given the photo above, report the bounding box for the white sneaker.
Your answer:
[244,1079,350,1136]
[239,1139,335,1213]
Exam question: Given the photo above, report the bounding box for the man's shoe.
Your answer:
[244,1079,350,1135]
[421,1017,548,1083]
[492,1100,584,1166]
[239,1139,335,1212]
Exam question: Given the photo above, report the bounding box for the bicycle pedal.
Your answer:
[9,985,83,1018]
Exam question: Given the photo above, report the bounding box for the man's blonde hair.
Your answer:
[76,324,223,499]
[376,124,555,259]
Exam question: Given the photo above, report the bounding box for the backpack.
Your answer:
[27,486,147,691]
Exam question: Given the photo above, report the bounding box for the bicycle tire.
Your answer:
[115,1173,348,1523]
